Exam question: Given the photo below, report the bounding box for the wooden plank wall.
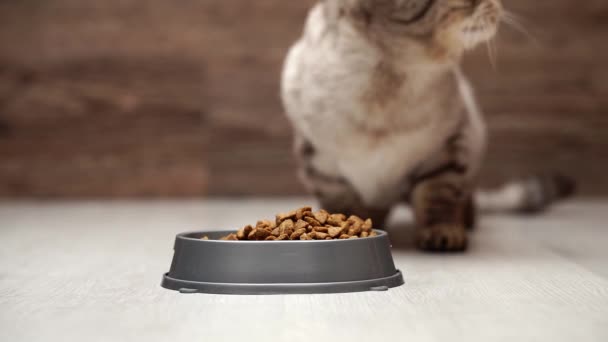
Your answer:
[0,0,607,197]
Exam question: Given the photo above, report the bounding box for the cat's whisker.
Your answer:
[464,30,475,50]
[485,38,497,70]
[500,11,539,47]
[502,10,527,25]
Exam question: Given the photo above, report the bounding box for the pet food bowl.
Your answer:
[161,230,404,294]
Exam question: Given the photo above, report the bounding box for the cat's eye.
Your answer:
[391,0,435,24]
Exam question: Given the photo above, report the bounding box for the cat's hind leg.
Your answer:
[302,163,391,229]
[295,135,391,228]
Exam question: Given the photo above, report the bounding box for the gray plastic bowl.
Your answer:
[161,229,404,295]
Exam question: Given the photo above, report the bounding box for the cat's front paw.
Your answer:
[416,224,468,252]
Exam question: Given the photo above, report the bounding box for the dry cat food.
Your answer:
[205,207,377,241]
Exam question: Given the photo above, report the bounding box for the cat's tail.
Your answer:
[475,173,576,214]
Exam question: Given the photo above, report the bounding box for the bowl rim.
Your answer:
[176,229,388,244]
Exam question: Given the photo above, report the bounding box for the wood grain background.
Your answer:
[0,0,607,197]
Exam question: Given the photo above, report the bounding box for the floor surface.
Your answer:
[1,199,607,342]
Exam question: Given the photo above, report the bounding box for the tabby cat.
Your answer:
[281,0,573,251]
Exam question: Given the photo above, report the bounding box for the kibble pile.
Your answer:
[204,207,377,241]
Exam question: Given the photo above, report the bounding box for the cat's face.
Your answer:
[348,0,503,57]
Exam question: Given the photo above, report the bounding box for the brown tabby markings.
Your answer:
[412,172,471,251]
[362,61,405,111]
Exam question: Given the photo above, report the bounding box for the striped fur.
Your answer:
[281,0,573,252]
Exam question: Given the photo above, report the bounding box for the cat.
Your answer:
[281,0,574,251]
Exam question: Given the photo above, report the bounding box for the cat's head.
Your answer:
[342,0,503,60]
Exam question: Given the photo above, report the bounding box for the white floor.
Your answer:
[1,199,607,342]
